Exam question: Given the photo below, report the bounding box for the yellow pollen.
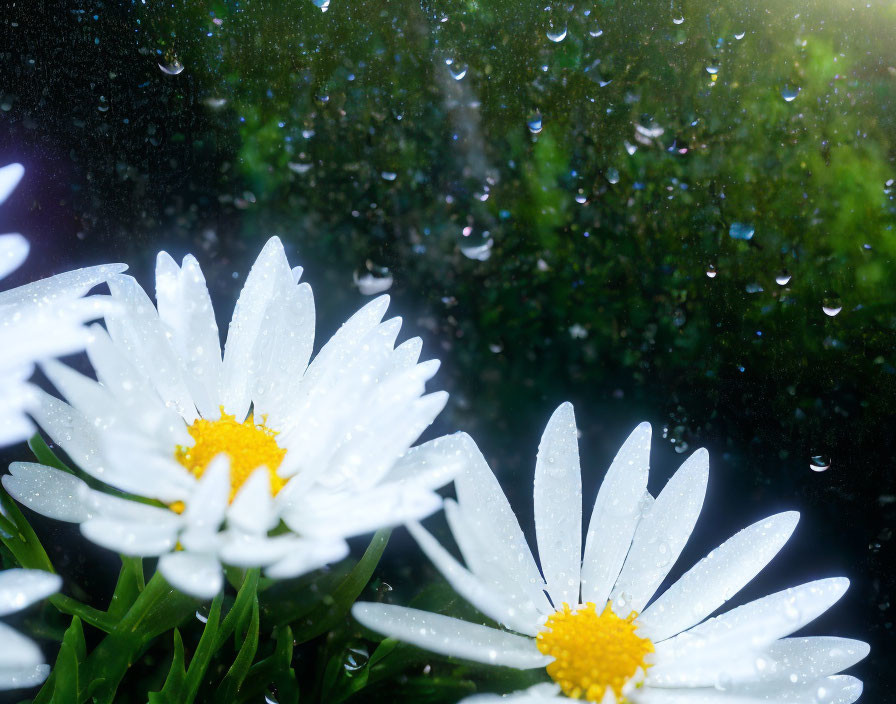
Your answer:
[536,602,653,703]
[173,409,287,509]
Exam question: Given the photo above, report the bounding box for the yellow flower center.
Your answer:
[173,410,287,508]
[536,602,654,702]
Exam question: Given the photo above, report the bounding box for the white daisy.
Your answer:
[3,237,462,598]
[0,569,60,690]
[0,163,124,446]
[353,403,868,704]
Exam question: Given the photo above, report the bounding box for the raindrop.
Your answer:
[575,193,588,204]
[97,96,109,112]
[605,167,620,184]
[203,97,227,109]
[195,607,209,623]
[380,171,397,181]
[775,270,792,286]
[354,266,393,295]
[461,238,494,261]
[445,58,468,81]
[729,222,755,240]
[706,264,718,278]
[672,15,685,24]
[344,645,369,675]
[734,31,746,40]
[264,690,279,704]
[624,141,637,156]
[705,65,719,75]
[287,162,313,174]
[157,57,184,75]
[588,20,604,37]
[781,86,801,102]
[546,20,568,43]
[810,455,831,472]
[311,0,330,12]
[822,295,842,317]
[527,112,543,134]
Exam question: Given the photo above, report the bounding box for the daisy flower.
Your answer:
[3,237,461,598]
[0,569,60,690]
[0,163,124,445]
[353,403,868,704]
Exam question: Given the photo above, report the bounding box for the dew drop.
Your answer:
[311,0,330,12]
[810,455,831,472]
[822,295,842,317]
[157,57,184,75]
[706,264,718,279]
[527,112,543,134]
[672,15,685,24]
[588,20,604,37]
[705,64,719,75]
[353,266,394,295]
[461,238,494,261]
[546,21,568,43]
[729,222,755,240]
[775,269,792,286]
[734,31,746,39]
[781,86,801,102]
[606,167,620,185]
[343,645,369,675]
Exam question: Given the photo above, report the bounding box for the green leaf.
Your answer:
[50,594,116,633]
[0,488,53,572]
[51,641,79,704]
[290,528,391,644]
[183,592,224,702]
[215,568,259,650]
[107,556,145,620]
[27,432,74,473]
[236,625,298,704]
[216,598,259,703]
[62,615,87,664]
[148,629,186,704]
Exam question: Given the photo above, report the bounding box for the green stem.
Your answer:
[78,570,198,703]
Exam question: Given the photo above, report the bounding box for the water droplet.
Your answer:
[527,112,543,134]
[734,30,746,40]
[344,645,369,675]
[606,167,620,184]
[781,86,801,102]
[203,97,227,109]
[624,140,637,155]
[546,20,568,42]
[588,20,604,37]
[380,171,397,181]
[287,162,313,174]
[775,270,792,286]
[729,222,755,240]
[311,0,330,12]
[157,57,184,75]
[460,238,494,261]
[810,455,831,472]
[705,64,719,75]
[822,295,842,317]
[445,58,468,81]
[672,15,685,24]
[264,689,280,704]
[195,606,209,623]
[706,264,718,279]
[354,266,393,295]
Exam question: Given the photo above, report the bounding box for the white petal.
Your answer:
[28,389,106,478]
[408,522,539,636]
[654,578,851,664]
[0,622,43,670]
[636,675,862,704]
[155,252,223,419]
[263,537,349,579]
[3,462,95,522]
[182,456,229,532]
[534,403,582,607]
[454,437,551,614]
[227,466,277,534]
[379,432,471,491]
[220,237,293,420]
[0,263,127,308]
[0,233,28,279]
[582,422,651,606]
[351,603,549,669]
[105,274,197,422]
[612,448,709,613]
[640,512,800,642]
[0,569,61,617]
[158,552,223,599]
[0,163,24,205]
[647,636,869,689]
[81,518,179,557]
[283,483,442,539]
[0,663,50,690]
[219,533,301,567]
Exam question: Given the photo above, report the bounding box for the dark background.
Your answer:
[0,0,892,700]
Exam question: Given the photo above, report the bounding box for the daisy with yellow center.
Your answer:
[3,237,462,598]
[353,403,867,704]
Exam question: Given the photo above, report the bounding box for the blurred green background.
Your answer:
[0,0,893,700]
